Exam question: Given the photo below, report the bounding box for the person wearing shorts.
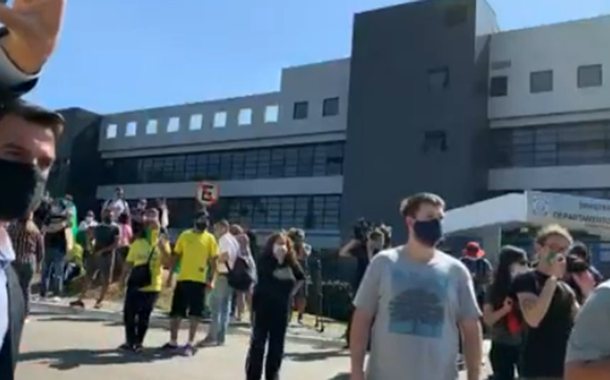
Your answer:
[70,208,119,309]
[162,211,218,355]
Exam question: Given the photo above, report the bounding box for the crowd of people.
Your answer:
[10,187,610,380]
[5,186,318,379]
[2,2,610,380]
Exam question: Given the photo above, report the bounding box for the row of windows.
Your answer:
[104,97,340,139]
[490,64,603,97]
[154,195,341,230]
[491,122,610,168]
[101,142,344,184]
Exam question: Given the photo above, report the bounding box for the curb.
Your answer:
[31,301,345,348]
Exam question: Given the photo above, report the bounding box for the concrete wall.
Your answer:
[488,15,610,127]
[342,0,496,241]
[489,164,610,190]
[98,59,350,155]
[96,176,343,200]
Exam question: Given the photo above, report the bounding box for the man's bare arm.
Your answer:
[459,318,482,380]
[517,276,558,328]
[349,308,373,375]
[566,358,610,380]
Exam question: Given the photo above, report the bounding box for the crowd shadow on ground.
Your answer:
[284,348,348,362]
[19,347,176,371]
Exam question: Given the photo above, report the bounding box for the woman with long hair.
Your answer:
[229,224,256,322]
[482,245,529,380]
[245,231,305,380]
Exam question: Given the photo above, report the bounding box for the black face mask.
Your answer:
[0,158,46,220]
[412,219,443,247]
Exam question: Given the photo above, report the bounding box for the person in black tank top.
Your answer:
[511,225,595,380]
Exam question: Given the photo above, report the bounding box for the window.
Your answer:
[238,108,252,125]
[144,195,341,231]
[322,97,340,117]
[167,117,180,133]
[490,122,610,168]
[189,114,203,130]
[423,130,448,152]
[530,70,553,93]
[125,121,137,136]
[427,67,449,91]
[146,119,158,134]
[264,105,279,123]
[490,76,508,97]
[213,111,227,128]
[578,64,603,88]
[106,124,117,139]
[444,4,468,27]
[293,101,308,120]
[100,142,345,185]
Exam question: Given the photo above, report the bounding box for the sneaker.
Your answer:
[196,336,216,348]
[160,342,179,351]
[51,296,61,303]
[69,300,85,308]
[183,343,196,356]
[133,344,143,353]
[118,343,133,352]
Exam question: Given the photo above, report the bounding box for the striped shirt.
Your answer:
[7,221,44,264]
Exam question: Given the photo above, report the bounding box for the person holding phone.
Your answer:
[511,224,595,380]
[482,246,528,380]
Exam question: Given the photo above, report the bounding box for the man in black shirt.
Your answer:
[339,228,385,347]
[512,224,595,380]
[70,208,119,309]
[39,198,72,300]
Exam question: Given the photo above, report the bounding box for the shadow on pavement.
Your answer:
[33,315,111,323]
[326,373,349,380]
[284,349,348,362]
[19,347,176,370]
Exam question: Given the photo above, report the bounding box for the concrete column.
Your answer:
[479,226,502,266]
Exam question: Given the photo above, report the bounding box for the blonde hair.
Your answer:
[535,224,573,246]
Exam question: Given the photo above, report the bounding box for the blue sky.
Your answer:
[24,0,610,114]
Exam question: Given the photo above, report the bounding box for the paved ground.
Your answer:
[17,311,351,380]
[17,309,491,380]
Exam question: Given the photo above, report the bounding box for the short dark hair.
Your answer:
[570,241,589,260]
[0,99,64,138]
[399,192,445,218]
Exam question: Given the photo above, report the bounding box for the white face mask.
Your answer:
[510,264,529,278]
[85,216,93,223]
[273,244,288,259]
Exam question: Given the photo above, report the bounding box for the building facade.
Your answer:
[56,0,610,248]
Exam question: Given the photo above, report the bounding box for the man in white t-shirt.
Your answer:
[103,187,129,221]
[203,219,239,346]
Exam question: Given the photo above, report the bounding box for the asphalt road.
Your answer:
[17,310,490,380]
[17,311,351,380]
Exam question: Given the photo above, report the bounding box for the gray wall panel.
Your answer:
[341,0,496,241]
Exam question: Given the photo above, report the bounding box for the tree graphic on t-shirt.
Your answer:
[389,288,443,332]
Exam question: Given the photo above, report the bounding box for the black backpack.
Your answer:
[226,257,254,291]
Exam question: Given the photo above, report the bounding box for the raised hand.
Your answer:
[0,0,66,74]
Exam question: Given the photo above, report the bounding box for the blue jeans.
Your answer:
[40,248,65,297]
[209,275,233,344]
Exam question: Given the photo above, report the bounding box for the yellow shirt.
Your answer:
[126,238,166,292]
[174,229,218,283]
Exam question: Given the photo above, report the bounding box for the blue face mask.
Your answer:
[412,219,443,247]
